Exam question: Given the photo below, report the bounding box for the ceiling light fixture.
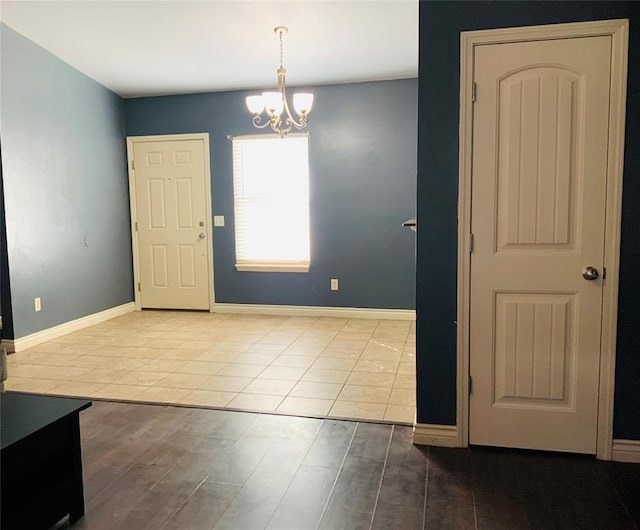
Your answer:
[245,26,314,137]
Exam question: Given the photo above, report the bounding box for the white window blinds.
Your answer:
[232,134,310,272]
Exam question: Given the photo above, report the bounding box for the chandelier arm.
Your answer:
[281,84,305,129]
[252,114,273,129]
[290,116,309,130]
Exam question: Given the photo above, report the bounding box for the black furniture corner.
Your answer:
[1,391,92,530]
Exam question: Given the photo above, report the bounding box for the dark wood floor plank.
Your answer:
[472,449,530,530]
[244,412,296,436]
[511,452,575,530]
[182,406,258,440]
[161,480,242,530]
[371,426,428,529]
[501,450,636,530]
[372,502,425,530]
[424,447,476,530]
[112,435,238,530]
[376,426,428,504]
[80,402,166,462]
[303,419,357,468]
[604,461,640,529]
[561,457,636,530]
[386,426,428,465]
[318,423,393,530]
[265,420,357,529]
[49,402,639,530]
[204,432,278,487]
[80,405,194,502]
[212,419,324,529]
[80,462,173,529]
[266,465,341,529]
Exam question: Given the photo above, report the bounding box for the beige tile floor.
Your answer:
[4,311,416,423]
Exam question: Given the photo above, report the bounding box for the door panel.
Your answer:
[469,36,611,453]
[493,293,575,407]
[498,68,578,249]
[133,139,210,310]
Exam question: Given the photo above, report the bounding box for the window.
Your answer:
[232,134,310,272]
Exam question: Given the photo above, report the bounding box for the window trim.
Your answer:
[235,261,310,273]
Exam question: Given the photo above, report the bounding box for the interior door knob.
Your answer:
[198,233,206,239]
[582,266,599,281]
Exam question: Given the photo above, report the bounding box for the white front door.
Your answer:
[469,35,612,453]
[132,137,211,310]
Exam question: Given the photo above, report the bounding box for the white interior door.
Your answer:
[469,36,612,453]
[132,138,211,310]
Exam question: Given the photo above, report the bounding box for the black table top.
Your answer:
[1,391,91,450]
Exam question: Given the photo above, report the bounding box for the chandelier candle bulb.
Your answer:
[245,26,314,137]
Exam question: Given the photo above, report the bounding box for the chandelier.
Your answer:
[245,27,314,137]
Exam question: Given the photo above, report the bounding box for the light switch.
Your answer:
[214,215,225,227]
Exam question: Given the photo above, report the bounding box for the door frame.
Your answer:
[126,133,215,312]
[457,19,629,459]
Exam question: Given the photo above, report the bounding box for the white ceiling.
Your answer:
[0,0,418,98]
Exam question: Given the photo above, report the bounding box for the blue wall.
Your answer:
[417,2,640,440]
[0,24,134,339]
[125,79,417,310]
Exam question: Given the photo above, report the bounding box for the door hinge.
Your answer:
[131,159,135,171]
[469,233,474,253]
[134,221,138,232]
[469,375,473,395]
[472,81,477,103]
[137,282,141,292]
[603,267,607,280]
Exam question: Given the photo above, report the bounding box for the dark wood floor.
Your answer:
[56,401,639,530]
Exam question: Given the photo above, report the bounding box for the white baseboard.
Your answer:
[413,423,459,447]
[2,302,135,352]
[612,439,640,463]
[211,303,416,320]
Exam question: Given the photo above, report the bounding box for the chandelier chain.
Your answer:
[279,30,284,68]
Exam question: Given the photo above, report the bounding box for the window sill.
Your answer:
[235,262,310,273]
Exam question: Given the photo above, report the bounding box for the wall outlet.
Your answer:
[214,215,225,227]
[34,297,42,312]
[330,279,339,291]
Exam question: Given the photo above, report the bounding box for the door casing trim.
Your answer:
[457,19,629,459]
[126,133,215,312]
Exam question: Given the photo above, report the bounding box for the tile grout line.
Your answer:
[314,421,360,530]
[293,317,349,415]
[422,447,430,530]
[368,424,395,530]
